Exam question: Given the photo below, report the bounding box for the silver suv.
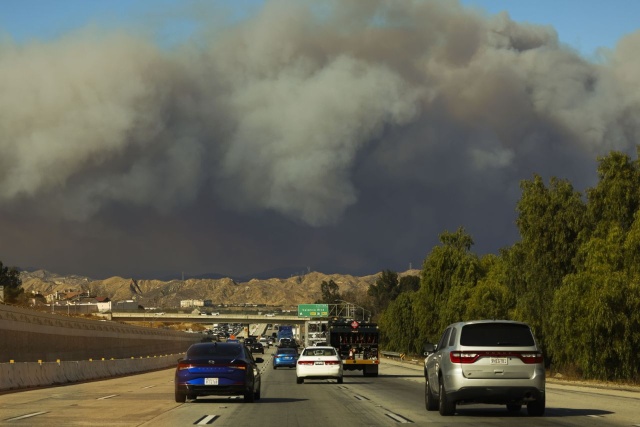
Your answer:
[423,320,545,416]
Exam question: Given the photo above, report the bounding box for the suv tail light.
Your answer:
[449,351,544,364]
[324,360,341,365]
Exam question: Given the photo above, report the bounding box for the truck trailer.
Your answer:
[328,318,379,377]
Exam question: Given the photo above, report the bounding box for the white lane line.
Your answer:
[353,394,370,401]
[385,412,413,423]
[5,411,48,421]
[195,415,219,425]
[141,385,157,389]
[587,415,603,418]
[97,394,119,400]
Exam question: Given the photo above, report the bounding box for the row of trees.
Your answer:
[377,150,640,382]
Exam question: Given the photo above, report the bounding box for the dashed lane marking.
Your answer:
[5,412,48,422]
[194,415,219,425]
[385,412,413,423]
[97,394,118,400]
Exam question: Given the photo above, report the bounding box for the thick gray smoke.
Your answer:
[1,0,639,278]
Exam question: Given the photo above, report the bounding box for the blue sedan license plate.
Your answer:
[205,378,219,385]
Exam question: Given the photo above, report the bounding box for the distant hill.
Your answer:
[19,269,422,310]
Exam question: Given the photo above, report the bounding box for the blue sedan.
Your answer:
[273,347,299,369]
[175,342,264,403]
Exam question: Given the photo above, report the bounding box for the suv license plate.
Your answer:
[490,357,508,365]
[314,361,324,365]
[205,378,219,385]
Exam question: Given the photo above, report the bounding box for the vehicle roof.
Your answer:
[446,320,529,328]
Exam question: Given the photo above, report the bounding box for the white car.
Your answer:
[296,346,343,384]
[259,338,270,348]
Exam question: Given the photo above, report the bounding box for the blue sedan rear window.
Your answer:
[187,344,243,358]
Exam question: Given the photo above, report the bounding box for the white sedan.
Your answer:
[296,346,343,384]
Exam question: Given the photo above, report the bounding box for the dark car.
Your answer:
[273,347,299,369]
[278,338,297,349]
[174,342,264,403]
[249,342,265,354]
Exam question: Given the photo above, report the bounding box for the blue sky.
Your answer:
[1,0,638,59]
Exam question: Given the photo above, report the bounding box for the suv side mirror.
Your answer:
[423,343,436,356]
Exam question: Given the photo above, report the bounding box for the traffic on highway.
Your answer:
[1,321,639,426]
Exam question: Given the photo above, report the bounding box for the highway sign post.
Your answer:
[298,304,329,317]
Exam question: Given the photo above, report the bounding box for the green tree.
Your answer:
[315,280,341,304]
[509,175,586,353]
[464,254,513,320]
[549,225,640,380]
[0,261,23,304]
[368,270,399,315]
[379,292,419,354]
[413,227,482,345]
[398,275,420,293]
[586,150,640,235]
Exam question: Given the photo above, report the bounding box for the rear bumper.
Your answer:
[176,384,249,397]
[448,386,545,405]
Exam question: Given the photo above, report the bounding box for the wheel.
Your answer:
[273,365,277,370]
[255,385,261,400]
[438,380,455,416]
[296,376,304,384]
[507,404,522,413]
[244,388,255,403]
[425,376,438,411]
[174,390,186,403]
[527,395,545,416]
[337,376,343,384]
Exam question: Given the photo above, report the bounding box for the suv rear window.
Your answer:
[460,323,535,347]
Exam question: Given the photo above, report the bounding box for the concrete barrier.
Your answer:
[0,304,201,363]
[0,354,184,392]
[0,304,203,392]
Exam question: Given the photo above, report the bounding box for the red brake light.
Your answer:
[177,362,193,370]
[324,360,341,365]
[449,351,543,364]
[450,352,479,363]
[519,352,544,364]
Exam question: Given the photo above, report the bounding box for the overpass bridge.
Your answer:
[110,312,309,328]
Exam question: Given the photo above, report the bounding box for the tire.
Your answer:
[527,395,545,416]
[507,404,522,413]
[255,385,261,400]
[296,376,304,384]
[174,390,186,403]
[273,365,277,370]
[438,380,455,416]
[244,388,255,403]
[425,376,438,411]
[337,376,343,384]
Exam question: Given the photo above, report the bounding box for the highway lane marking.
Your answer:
[141,385,157,389]
[5,411,48,421]
[97,394,119,400]
[353,394,370,401]
[385,412,413,423]
[195,415,219,424]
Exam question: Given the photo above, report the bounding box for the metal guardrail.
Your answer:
[381,351,405,359]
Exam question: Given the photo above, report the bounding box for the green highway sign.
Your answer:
[298,304,329,317]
